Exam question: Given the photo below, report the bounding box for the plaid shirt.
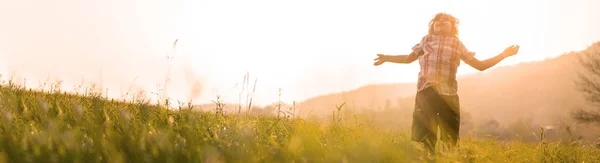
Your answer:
[411,34,476,96]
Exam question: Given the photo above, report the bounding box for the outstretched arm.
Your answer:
[463,45,520,71]
[374,50,423,66]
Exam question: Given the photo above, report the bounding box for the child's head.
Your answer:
[428,13,460,37]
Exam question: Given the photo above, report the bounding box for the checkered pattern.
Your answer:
[411,34,476,95]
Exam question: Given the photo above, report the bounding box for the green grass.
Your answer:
[0,82,599,163]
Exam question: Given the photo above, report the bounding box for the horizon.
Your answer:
[1,0,599,107]
[193,44,595,107]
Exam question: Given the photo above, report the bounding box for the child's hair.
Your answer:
[428,13,460,37]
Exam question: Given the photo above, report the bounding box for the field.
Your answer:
[0,82,599,163]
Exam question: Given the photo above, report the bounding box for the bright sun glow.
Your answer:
[0,0,599,106]
[173,0,600,105]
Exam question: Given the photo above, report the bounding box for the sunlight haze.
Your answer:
[1,0,599,106]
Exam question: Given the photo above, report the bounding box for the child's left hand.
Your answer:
[502,45,520,57]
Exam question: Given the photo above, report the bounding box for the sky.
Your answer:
[0,0,599,107]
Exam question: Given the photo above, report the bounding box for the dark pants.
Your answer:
[411,86,460,152]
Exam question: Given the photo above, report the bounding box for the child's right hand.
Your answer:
[374,54,387,66]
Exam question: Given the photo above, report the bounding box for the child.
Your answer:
[373,13,520,154]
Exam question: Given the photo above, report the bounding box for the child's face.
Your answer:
[433,16,453,35]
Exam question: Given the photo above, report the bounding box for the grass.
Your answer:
[0,81,599,163]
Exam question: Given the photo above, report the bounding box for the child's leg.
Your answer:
[438,95,461,148]
[411,87,440,154]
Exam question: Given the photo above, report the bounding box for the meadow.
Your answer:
[0,81,599,163]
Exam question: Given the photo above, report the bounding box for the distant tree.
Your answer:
[573,42,600,123]
[384,99,392,110]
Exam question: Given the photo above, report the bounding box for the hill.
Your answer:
[295,42,600,128]
[1,79,599,162]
